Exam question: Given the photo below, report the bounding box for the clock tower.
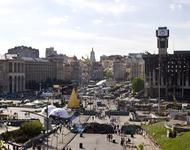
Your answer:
[156,27,169,54]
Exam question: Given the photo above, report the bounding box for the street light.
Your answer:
[45,96,51,150]
[46,100,49,150]
[158,54,161,114]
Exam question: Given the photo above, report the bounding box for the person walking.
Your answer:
[110,134,113,141]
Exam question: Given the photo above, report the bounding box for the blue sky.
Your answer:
[0,0,190,59]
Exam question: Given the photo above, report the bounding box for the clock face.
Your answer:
[158,29,168,37]
[160,30,166,35]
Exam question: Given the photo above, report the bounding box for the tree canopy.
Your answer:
[103,68,112,79]
[132,77,144,93]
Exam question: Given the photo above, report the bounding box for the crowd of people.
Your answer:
[120,136,131,149]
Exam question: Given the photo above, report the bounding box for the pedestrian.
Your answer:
[120,137,124,146]
[37,145,41,150]
[108,134,110,141]
[106,134,109,141]
[125,140,129,148]
[128,138,131,143]
[32,143,36,150]
[110,134,113,141]
[118,129,121,135]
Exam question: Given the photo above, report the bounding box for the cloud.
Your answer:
[0,8,12,15]
[40,28,96,39]
[169,0,190,11]
[74,26,81,30]
[92,19,103,24]
[53,0,138,15]
[170,20,190,29]
[46,16,69,25]
[169,3,182,11]
[171,0,190,5]
[0,0,14,6]
[39,27,153,50]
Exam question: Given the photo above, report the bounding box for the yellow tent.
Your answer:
[0,140,5,148]
[68,89,80,109]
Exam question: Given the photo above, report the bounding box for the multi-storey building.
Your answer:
[143,27,190,100]
[113,60,126,81]
[127,53,145,80]
[63,64,72,81]
[23,57,56,89]
[45,47,57,58]
[90,62,104,81]
[100,56,113,70]
[143,51,190,99]
[80,58,91,85]
[0,60,8,93]
[0,55,25,94]
[64,56,81,82]
[47,54,68,81]
[8,46,39,58]
[100,55,126,69]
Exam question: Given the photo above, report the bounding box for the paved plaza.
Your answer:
[1,104,160,150]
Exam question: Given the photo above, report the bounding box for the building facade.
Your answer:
[90,62,104,81]
[45,47,57,58]
[64,56,81,82]
[80,59,91,86]
[127,53,145,80]
[113,61,126,81]
[8,46,39,58]
[23,57,56,89]
[143,51,190,99]
[143,27,190,100]
[0,56,25,94]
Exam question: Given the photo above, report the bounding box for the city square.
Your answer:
[0,1,190,150]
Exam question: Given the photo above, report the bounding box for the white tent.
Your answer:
[41,105,56,115]
[40,92,53,97]
[96,79,106,86]
[33,100,44,105]
[24,102,35,107]
[48,108,69,118]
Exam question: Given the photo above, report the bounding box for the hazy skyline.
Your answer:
[0,0,190,59]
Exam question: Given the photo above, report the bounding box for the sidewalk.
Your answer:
[35,115,90,150]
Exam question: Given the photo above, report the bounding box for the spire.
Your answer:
[90,48,96,62]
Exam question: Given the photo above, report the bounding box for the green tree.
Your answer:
[132,77,144,93]
[20,120,43,137]
[103,68,112,79]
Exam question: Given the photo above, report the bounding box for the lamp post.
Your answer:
[46,102,48,150]
[46,97,50,150]
[39,83,42,92]
[158,54,161,114]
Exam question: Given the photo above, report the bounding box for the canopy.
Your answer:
[41,105,56,115]
[49,108,69,118]
[33,100,42,104]
[96,79,106,86]
[67,89,80,109]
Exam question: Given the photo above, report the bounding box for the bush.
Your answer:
[136,144,144,150]
[2,129,28,143]
[20,120,43,137]
[132,77,144,93]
